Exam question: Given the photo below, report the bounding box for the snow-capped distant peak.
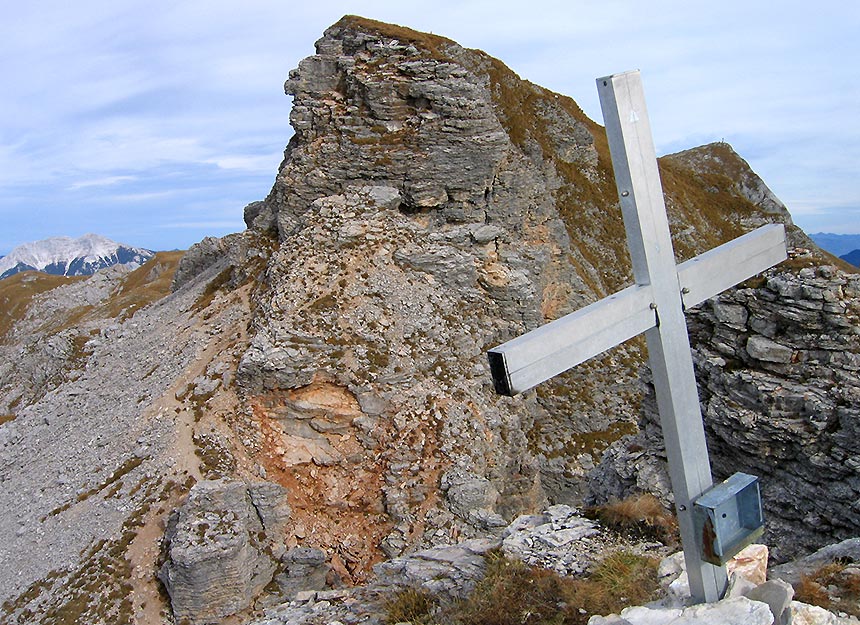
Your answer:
[0,234,155,280]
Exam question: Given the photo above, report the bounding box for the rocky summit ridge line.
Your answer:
[0,15,857,625]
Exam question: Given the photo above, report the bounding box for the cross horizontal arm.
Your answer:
[678,223,787,309]
[488,283,656,396]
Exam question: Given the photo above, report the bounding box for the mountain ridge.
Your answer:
[0,15,857,625]
[809,232,860,257]
[0,233,154,280]
[842,249,860,267]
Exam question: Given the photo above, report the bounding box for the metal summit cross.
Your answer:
[487,70,787,603]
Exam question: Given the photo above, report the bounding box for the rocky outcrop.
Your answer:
[769,538,860,587]
[0,15,853,625]
[588,261,860,561]
[245,519,858,625]
[171,230,274,292]
[233,17,810,578]
[273,547,330,599]
[159,479,291,624]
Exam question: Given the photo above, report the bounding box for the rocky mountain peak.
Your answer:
[251,16,516,230]
[1,16,857,625]
[0,233,154,280]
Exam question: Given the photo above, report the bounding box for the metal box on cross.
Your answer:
[693,472,765,566]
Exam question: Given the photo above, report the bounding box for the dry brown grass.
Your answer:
[587,494,678,545]
[337,15,458,61]
[383,549,660,625]
[795,561,860,618]
[0,272,87,342]
[384,587,437,625]
[457,550,659,625]
[108,251,184,319]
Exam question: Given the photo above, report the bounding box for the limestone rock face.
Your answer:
[588,263,860,561]
[234,19,807,566]
[0,16,845,625]
[159,479,291,624]
[235,16,625,567]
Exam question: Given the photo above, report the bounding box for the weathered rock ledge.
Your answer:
[588,261,860,561]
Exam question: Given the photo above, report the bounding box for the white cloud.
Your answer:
[68,175,137,190]
[204,154,283,172]
[0,0,858,249]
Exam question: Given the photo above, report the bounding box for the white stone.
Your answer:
[746,335,794,363]
[619,605,682,624]
[713,301,748,327]
[658,551,686,583]
[471,225,503,244]
[667,570,691,605]
[727,543,768,585]
[670,597,773,624]
[293,590,317,603]
[790,601,860,625]
[725,572,758,599]
[535,525,598,547]
[364,185,402,211]
[747,580,794,625]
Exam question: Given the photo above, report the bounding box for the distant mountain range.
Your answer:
[0,234,154,280]
[809,233,860,268]
[810,232,860,257]
[842,249,860,267]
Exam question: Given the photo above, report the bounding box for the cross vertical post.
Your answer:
[487,70,787,605]
[597,70,727,602]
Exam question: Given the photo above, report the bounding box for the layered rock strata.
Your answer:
[159,479,291,624]
[0,15,849,625]
[588,262,860,561]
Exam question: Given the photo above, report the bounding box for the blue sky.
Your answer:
[1,1,858,255]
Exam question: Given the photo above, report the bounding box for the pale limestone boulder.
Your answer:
[790,601,860,625]
[727,543,769,585]
[595,597,773,625]
[159,479,291,625]
[747,580,794,625]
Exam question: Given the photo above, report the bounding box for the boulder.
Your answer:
[158,479,291,624]
[590,597,773,625]
[274,547,330,599]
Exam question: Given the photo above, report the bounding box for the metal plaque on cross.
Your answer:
[487,70,787,603]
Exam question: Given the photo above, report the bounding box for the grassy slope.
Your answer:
[0,251,185,345]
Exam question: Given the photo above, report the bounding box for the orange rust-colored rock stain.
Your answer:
[248,379,447,583]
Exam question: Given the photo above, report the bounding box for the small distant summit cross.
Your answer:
[488,70,787,603]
